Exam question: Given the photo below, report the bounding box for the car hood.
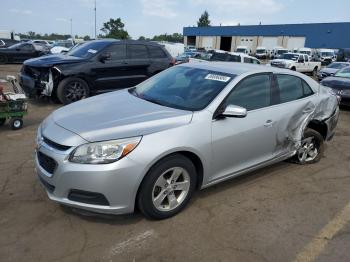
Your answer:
[319,68,338,74]
[24,54,85,67]
[321,77,350,89]
[49,89,193,142]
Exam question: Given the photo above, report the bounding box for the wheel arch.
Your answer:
[306,119,328,140]
[134,150,204,210]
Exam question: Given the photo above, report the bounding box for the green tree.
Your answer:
[151,33,183,43]
[100,18,129,39]
[138,36,147,41]
[197,11,211,27]
[83,35,91,41]
[27,31,36,39]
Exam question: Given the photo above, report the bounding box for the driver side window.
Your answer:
[225,74,271,111]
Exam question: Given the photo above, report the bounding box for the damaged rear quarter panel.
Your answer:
[273,81,338,155]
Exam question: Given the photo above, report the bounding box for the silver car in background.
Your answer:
[35,63,339,219]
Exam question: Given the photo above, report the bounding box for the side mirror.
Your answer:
[99,53,111,62]
[219,105,247,118]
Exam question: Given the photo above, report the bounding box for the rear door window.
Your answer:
[128,44,148,59]
[148,46,167,58]
[276,74,313,103]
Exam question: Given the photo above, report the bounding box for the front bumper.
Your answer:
[35,141,146,215]
[325,107,340,141]
[18,72,39,96]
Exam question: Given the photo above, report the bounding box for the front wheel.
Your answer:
[57,77,89,105]
[138,154,197,220]
[9,117,23,130]
[312,67,318,77]
[0,118,6,126]
[0,54,8,64]
[295,128,324,164]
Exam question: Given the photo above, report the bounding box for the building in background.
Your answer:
[183,22,350,53]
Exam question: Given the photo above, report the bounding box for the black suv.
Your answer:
[19,39,174,104]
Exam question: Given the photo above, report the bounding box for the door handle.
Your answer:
[264,120,273,127]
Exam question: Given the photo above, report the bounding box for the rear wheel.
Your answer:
[9,117,23,130]
[57,77,89,105]
[291,67,296,71]
[294,128,324,164]
[0,54,8,64]
[0,118,6,126]
[138,154,197,220]
[312,67,318,77]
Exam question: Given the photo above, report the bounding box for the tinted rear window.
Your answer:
[148,46,167,58]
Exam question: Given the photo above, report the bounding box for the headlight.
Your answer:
[69,137,141,164]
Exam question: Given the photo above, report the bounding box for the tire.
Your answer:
[138,154,197,220]
[9,117,23,130]
[57,77,89,105]
[294,128,324,164]
[0,118,6,126]
[291,67,296,71]
[312,67,318,77]
[0,54,8,64]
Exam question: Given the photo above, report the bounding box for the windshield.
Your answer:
[66,41,111,58]
[210,52,240,62]
[335,67,350,78]
[8,43,23,49]
[299,51,311,55]
[131,66,235,111]
[256,49,265,54]
[277,49,288,54]
[54,42,74,48]
[321,52,334,57]
[236,48,246,53]
[327,63,349,69]
[281,53,299,61]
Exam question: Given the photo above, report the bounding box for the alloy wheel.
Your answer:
[152,167,190,212]
[65,81,87,102]
[297,137,319,163]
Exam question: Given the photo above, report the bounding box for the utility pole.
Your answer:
[94,0,97,39]
[70,18,73,39]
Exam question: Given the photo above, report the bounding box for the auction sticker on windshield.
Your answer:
[205,74,231,82]
[88,49,97,54]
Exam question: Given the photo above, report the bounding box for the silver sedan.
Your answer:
[36,62,339,219]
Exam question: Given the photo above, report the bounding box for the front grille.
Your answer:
[38,176,55,193]
[37,151,57,174]
[43,136,71,151]
[23,66,49,82]
[68,189,110,206]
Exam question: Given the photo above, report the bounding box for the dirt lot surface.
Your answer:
[1,64,350,262]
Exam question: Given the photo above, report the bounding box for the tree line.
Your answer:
[18,11,211,42]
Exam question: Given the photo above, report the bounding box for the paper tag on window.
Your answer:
[205,74,231,82]
[88,49,97,54]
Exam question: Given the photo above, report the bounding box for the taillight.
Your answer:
[170,58,176,66]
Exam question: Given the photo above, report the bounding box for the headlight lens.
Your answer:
[69,137,141,164]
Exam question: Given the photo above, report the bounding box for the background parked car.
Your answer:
[0,38,19,48]
[19,39,174,104]
[0,42,48,64]
[337,48,350,62]
[321,66,350,106]
[317,62,350,80]
[50,40,75,54]
[205,50,260,64]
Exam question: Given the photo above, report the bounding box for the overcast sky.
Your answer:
[1,0,350,39]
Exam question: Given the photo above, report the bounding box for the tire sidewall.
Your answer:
[0,54,8,64]
[10,117,23,130]
[57,77,89,105]
[138,155,197,219]
[298,128,324,164]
